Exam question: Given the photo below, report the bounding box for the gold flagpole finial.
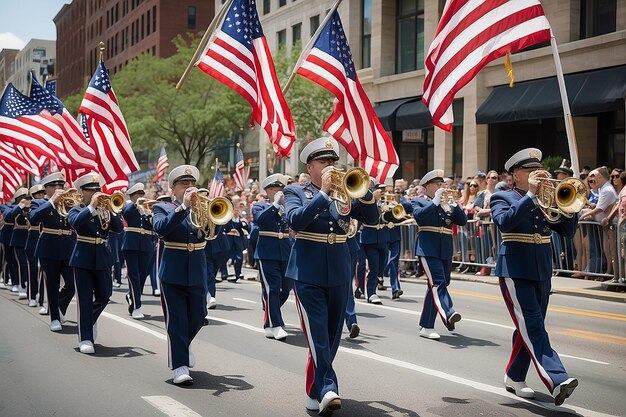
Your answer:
[98,42,105,61]
[236,143,241,148]
[505,52,514,88]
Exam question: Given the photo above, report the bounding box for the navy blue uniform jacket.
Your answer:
[29,199,75,260]
[252,201,292,261]
[122,202,155,252]
[411,198,467,259]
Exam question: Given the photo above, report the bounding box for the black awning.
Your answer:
[396,99,463,130]
[476,65,626,124]
[374,98,416,131]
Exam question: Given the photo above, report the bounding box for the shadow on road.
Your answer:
[356,312,386,319]
[439,333,500,349]
[214,304,252,312]
[169,371,254,396]
[85,345,157,358]
[308,399,419,416]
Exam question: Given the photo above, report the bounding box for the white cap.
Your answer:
[29,184,45,196]
[419,169,445,186]
[41,172,66,187]
[156,195,172,202]
[197,188,209,195]
[12,187,29,203]
[260,173,287,189]
[300,137,340,164]
[74,172,102,190]
[167,165,199,188]
[126,183,145,195]
[504,148,543,173]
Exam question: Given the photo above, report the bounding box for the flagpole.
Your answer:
[176,0,234,91]
[550,33,580,177]
[281,0,343,95]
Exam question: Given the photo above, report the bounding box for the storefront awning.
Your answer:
[374,98,416,131]
[396,99,463,130]
[476,65,626,124]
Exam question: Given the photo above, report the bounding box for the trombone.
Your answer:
[535,172,586,223]
[55,188,82,217]
[328,167,370,214]
[189,192,234,239]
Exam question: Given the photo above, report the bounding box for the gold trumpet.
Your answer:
[328,167,370,214]
[55,188,82,217]
[380,192,408,221]
[136,197,157,215]
[441,189,460,205]
[536,173,586,223]
[95,191,125,230]
[189,193,234,239]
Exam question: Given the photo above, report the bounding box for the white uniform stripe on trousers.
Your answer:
[419,256,448,325]
[13,247,22,287]
[73,268,81,341]
[293,286,317,367]
[257,259,273,328]
[161,285,173,369]
[503,277,555,391]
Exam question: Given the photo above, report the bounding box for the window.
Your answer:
[292,23,301,47]
[362,0,371,68]
[152,6,157,33]
[263,0,270,15]
[121,29,125,51]
[310,15,320,37]
[147,9,151,34]
[279,0,286,7]
[188,6,197,30]
[580,0,616,39]
[141,14,145,39]
[396,0,425,73]
[277,29,286,49]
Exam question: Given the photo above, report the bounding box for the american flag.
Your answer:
[0,141,41,174]
[80,60,140,191]
[233,146,249,191]
[0,163,26,203]
[423,0,551,131]
[44,79,57,96]
[296,11,399,183]
[208,166,225,199]
[155,146,169,182]
[196,0,296,157]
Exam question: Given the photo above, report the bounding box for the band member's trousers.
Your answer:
[160,281,206,369]
[124,249,151,309]
[345,252,358,330]
[26,251,39,300]
[364,243,387,297]
[74,267,111,342]
[499,277,569,392]
[257,259,290,328]
[40,257,75,322]
[419,256,456,329]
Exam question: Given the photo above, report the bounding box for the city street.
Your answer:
[0,271,624,417]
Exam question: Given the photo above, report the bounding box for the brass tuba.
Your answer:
[189,193,234,239]
[55,188,82,217]
[328,167,370,214]
[536,172,586,223]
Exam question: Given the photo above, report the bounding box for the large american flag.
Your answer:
[80,60,140,191]
[196,0,296,157]
[44,79,57,96]
[208,166,225,199]
[155,146,169,181]
[233,146,249,191]
[423,0,551,131]
[296,11,399,183]
[0,164,26,203]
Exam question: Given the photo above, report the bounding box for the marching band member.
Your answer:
[25,184,45,307]
[344,219,361,338]
[5,187,31,299]
[153,165,207,385]
[29,173,76,330]
[122,183,155,319]
[284,137,379,414]
[108,226,124,289]
[225,195,248,282]
[491,148,579,405]
[67,173,124,354]
[411,169,467,340]
[252,173,292,340]
[202,188,231,311]
[383,186,412,300]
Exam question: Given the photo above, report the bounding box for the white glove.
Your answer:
[273,191,284,204]
[432,187,444,206]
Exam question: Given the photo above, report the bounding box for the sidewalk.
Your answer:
[400,271,626,303]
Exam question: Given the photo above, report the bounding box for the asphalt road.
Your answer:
[0,270,624,417]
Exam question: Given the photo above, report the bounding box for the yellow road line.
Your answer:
[555,329,626,346]
[450,289,626,322]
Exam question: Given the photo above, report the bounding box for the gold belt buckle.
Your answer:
[95,237,102,244]
[327,233,336,244]
[187,243,195,252]
[387,223,394,229]
[277,232,284,239]
[57,229,63,235]
[533,233,542,244]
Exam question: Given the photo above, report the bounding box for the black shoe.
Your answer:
[554,378,578,406]
[446,312,462,331]
[125,293,134,314]
[377,280,387,291]
[349,323,360,338]
[354,288,363,299]
[392,291,400,300]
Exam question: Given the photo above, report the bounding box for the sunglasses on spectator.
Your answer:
[588,180,596,184]
[469,184,478,188]
[611,174,620,178]
[488,176,498,179]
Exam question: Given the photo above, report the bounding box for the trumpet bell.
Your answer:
[343,167,370,200]
[109,191,125,214]
[208,197,234,225]
[555,178,586,214]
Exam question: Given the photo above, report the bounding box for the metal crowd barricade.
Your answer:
[397,217,619,283]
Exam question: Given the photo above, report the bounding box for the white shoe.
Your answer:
[132,308,145,319]
[319,391,341,415]
[419,327,440,340]
[79,340,95,354]
[50,320,62,332]
[368,294,382,305]
[172,366,193,385]
[39,305,48,315]
[207,297,217,309]
[306,396,319,411]
[154,289,161,296]
[59,312,67,324]
[93,323,98,342]
[28,299,37,307]
[504,375,535,399]
[11,285,19,293]
[189,346,195,368]
[112,281,121,288]
[264,326,288,341]
[554,378,578,406]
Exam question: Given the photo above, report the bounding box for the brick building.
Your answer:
[54,1,86,99]
[0,48,19,93]
[54,0,215,99]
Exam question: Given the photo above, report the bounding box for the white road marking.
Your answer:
[559,353,610,365]
[142,396,202,417]
[232,297,259,304]
[101,312,167,340]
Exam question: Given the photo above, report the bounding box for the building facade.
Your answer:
[6,39,56,95]
[0,48,19,93]
[236,0,625,182]
[54,0,215,99]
